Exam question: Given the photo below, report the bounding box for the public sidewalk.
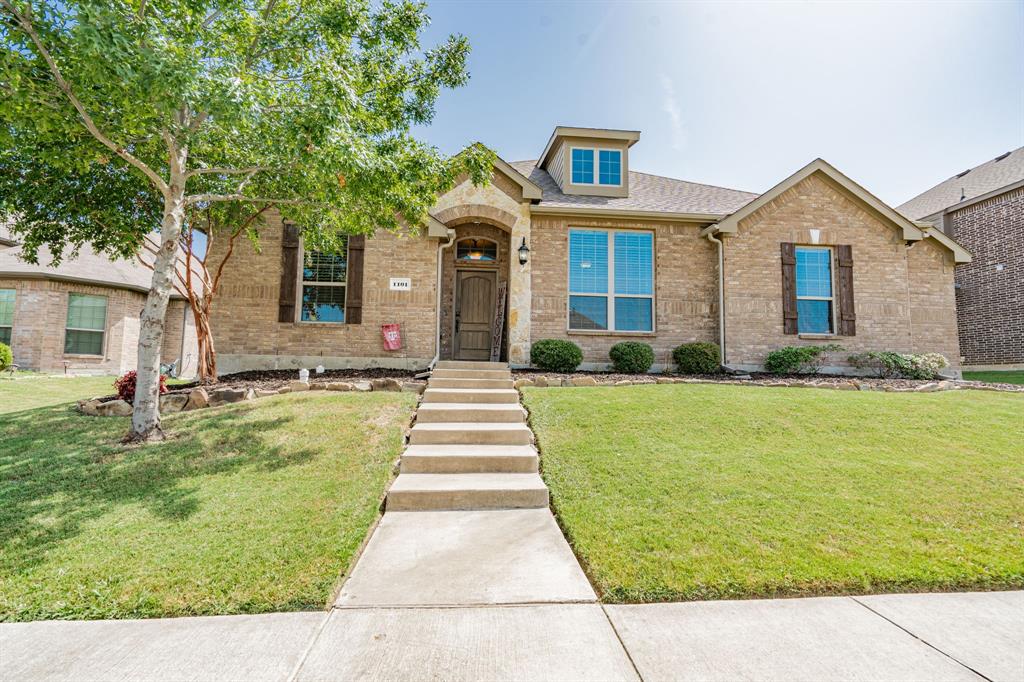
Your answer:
[2,590,1021,681]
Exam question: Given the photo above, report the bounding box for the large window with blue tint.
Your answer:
[568,229,654,332]
[300,239,348,323]
[795,246,834,334]
[599,150,622,185]
[571,148,594,184]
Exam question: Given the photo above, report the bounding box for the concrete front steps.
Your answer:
[386,361,550,511]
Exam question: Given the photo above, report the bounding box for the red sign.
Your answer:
[381,324,402,351]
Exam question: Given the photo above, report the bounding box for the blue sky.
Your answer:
[416,0,1023,206]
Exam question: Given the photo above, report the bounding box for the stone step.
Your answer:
[408,422,533,445]
[428,377,515,390]
[386,473,549,511]
[435,360,510,370]
[415,403,525,424]
[431,368,512,380]
[422,388,520,404]
[401,444,539,473]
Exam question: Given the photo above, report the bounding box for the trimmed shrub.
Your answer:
[114,370,168,404]
[673,342,720,374]
[530,339,583,373]
[849,351,949,380]
[609,342,654,374]
[0,342,12,372]
[763,344,842,375]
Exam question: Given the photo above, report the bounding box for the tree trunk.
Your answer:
[193,300,217,384]
[130,161,187,441]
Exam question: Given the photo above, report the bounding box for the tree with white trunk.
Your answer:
[0,0,491,440]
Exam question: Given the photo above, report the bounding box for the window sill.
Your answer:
[797,333,837,340]
[295,321,347,326]
[63,354,105,359]
[568,329,656,337]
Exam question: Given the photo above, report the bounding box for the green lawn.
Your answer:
[0,372,192,415]
[963,370,1024,385]
[0,391,414,621]
[523,384,1024,603]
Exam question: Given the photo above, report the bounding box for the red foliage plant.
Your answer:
[114,371,168,403]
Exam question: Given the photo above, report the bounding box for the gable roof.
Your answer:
[704,159,971,263]
[537,126,642,168]
[509,160,757,218]
[897,146,1024,220]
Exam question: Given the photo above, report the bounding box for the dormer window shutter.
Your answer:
[345,235,365,324]
[278,224,300,323]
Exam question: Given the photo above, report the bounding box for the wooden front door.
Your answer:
[454,270,496,360]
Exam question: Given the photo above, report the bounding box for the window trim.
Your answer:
[455,237,499,266]
[568,146,623,187]
[297,239,350,325]
[794,245,837,335]
[566,227,656,334]
[0,288,14,346]
[63,292,108,357]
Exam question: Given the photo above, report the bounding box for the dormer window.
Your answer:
[570,147,622,186]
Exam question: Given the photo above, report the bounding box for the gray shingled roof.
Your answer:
[897,146,1024,220]
[509,161,757,216]
[0,219,193,298]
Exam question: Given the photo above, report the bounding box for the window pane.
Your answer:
[599,150,621,185]
[571,148,594,184]
[303,247,347,283]
[0,327,10,346]
[65,329,103,355]
[569,230,608,294]
[797,299,833,334]
[614,232,653,295]
[0,289,14,327]
[301,285,346,322]
[569,296,608,330]
[66,294,107,331]
[796,248,832,298]
[615,298,653,332]
[456,238,497,262]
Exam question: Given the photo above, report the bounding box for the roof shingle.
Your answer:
[897,146,1024,220]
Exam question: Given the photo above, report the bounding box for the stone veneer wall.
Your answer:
[947,186,1024,366]
[438,223,511,361]
[208,209,439,373]
[0,277,155,375]
[529,215,719,370]
[723,173,961,371]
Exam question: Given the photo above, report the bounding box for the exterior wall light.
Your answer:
[518,237,530,265]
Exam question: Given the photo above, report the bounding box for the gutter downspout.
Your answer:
[429,228,456,369]
[706,230,726,367]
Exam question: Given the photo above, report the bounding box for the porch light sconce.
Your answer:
[518,237,530,265]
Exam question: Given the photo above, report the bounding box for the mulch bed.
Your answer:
[171,368,422,393]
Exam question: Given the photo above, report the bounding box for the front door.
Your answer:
[454,270,496,360]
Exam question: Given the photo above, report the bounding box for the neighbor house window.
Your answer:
[570,148,622,186]
[0,289,14,346]
[795,246,834,334]
[568,229,653,332]
[300,240,348,323]
[64,293,107,355]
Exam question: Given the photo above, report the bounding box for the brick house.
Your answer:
[208,126,970,375]
[0,221,198,377]
[898,147,1023,369]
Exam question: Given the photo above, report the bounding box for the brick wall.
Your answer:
[208,209,439,373]
[529,214,719,369]
[0,277,168,375]
[947,187,1024,366]
[723,173,960,370]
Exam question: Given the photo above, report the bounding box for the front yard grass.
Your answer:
[0,391,414,621]
[523,384,1024,603]
[0,372,192,415]
[962,370,1024,385]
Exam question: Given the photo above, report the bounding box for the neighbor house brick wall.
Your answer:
[723,173,960,370]
[529,215,719,369]
[946,186,1024,366]
[207,209,439,373]
[0,277,159,375]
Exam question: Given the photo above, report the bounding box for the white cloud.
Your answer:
[660,74,686,152]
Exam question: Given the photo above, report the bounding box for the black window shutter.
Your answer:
[278,224,300,323]
[780,242,798,334]
[346,235,365,325]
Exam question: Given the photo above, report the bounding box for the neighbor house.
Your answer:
[897,146,1022,370]
[207,126,970,375]
[0,220,198,377]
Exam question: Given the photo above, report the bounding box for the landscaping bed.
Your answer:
[1,390,416,621]
[523,383,1024,603]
